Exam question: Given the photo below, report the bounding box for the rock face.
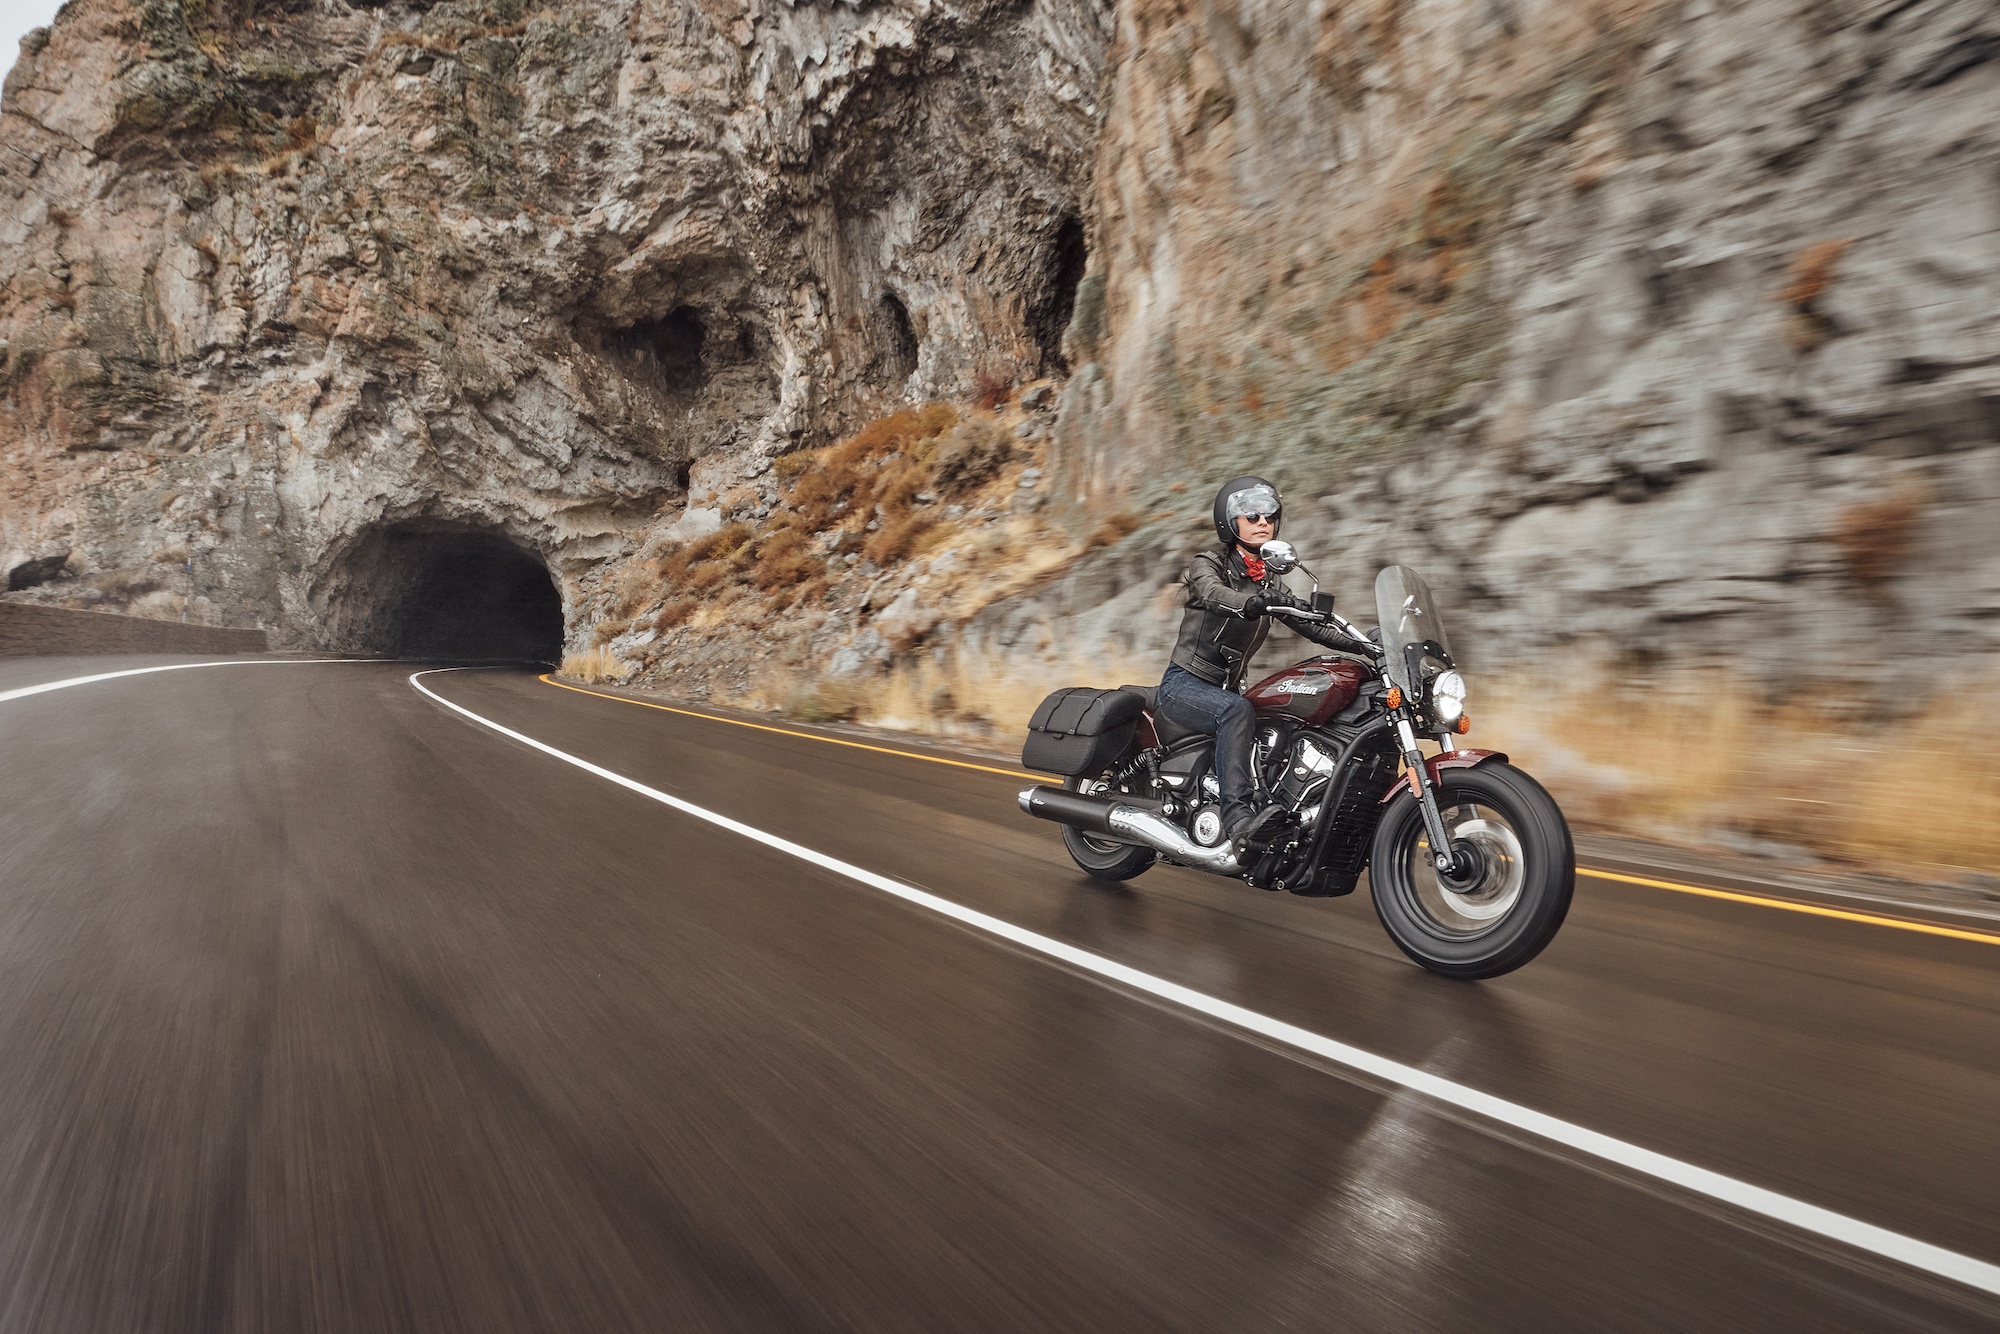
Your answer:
[0,0,1107,639]
[3,0,1999,698]
[1050,0,2000,690]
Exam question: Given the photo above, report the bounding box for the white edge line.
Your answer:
[411,665,1992,1298]
[0,658,357,705]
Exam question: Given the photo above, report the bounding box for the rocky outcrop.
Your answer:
[1049,0,2000,689]
[0,0,1108,638]
[3,0,1999,704]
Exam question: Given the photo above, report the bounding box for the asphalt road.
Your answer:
[2,657,1998,1333]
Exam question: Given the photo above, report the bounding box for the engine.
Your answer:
[1273,732,1340,818]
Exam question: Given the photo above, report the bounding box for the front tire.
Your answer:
[1061,774,1157,881]
[1368,763,1573,979]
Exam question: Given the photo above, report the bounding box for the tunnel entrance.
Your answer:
[325,525,563,662]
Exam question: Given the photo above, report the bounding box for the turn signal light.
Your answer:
[1454,715,1471,735]
[1384,686,1403,709]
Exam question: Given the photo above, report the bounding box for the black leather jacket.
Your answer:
[1169,543,1355,689]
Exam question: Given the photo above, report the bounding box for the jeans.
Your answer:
[1156,663,1258,822]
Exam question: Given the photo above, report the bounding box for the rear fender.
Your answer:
[1380,749,1510,803]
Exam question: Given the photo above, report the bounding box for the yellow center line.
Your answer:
[1579,868,2000,947]
[537,674,1037,780]
[535,674,2000,948]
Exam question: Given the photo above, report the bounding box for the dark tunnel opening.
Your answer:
[332,526,564,663]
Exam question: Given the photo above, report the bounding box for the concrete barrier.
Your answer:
[0,602,269,657]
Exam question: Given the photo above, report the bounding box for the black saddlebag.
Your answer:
[1021,686,1147,776]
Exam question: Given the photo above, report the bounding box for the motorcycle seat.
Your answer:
[1119,684,1204,746]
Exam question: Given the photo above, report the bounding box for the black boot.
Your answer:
[1224,801,1286,852]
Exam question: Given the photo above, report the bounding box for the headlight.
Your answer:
[1429,669,1467,723]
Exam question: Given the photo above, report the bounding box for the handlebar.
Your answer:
[1261,602,1381,657]
[1264,603,1326,623]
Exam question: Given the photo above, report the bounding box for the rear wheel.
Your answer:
[1367,763,1573,978]
[1061,773,1156,881]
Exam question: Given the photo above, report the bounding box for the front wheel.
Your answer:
[1367,763,1573,979]
[1061,773,1157,881]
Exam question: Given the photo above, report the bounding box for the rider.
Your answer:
[1156,476,1358,849]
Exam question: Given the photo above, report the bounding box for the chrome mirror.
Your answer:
[1258,540,1299,574]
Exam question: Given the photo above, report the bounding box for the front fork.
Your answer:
[1395,714,1462,876]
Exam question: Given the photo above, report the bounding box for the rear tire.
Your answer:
[1061,774,1156,881]
[1367,763,1573,979]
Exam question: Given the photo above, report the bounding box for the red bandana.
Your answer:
[1241,552,1266,582]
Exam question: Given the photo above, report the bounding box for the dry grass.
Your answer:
[973,371,1014,411]
[601,405,973,629]
[929,416,1013,495]
[560,646,633,684]
[863,512,934,566]
[860,645,1156,740]
[786,678,867,724]
[1474,663,2000,882]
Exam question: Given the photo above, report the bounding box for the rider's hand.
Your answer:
[1242,594,1269,618]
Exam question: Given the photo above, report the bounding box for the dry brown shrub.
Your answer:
[973,371,1013,411]
[772,449,817,479]
[750,528,825,591]
[1778,238,1854,351]
[653,597,698,629]
[590,616,632,646]
[1832,493,1922,588]
[1086,511,1145,549]
[773,574,831,611]
[865,512,934,566]
[560,646,632,683]
[873,460,929,514]
[788,678,865,723]
[285,115,318,150]
[850,403,958,455]
[690,522,753,562]
[1778,239,1854,309]
[682,561,733,594]
[778,405,958,537]
[929,416,1013,494]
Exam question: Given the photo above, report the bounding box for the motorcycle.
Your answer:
[1016,544,1573,979]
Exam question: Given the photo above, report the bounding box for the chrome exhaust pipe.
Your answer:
[1017,786,1243,874]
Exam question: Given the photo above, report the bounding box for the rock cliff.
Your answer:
[4,0,1998,705]
[0,0,1107,642]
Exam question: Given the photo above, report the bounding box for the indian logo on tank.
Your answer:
[1263,674,1329,696]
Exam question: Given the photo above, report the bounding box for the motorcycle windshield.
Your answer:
[1373,565,1453,699]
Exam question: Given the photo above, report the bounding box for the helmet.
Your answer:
[1212,475,1283,549]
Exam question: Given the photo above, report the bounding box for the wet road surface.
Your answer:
[1,657,1997,1332]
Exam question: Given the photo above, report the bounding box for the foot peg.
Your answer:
[1228,804,1288,852]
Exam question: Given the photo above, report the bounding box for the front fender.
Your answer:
[1380,749,1509,802]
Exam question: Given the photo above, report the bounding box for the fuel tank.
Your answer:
[1244,658,1366,727]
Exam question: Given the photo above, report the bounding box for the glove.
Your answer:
[1241,594,1269,618]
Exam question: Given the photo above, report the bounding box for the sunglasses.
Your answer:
[1238,513,1277,525]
